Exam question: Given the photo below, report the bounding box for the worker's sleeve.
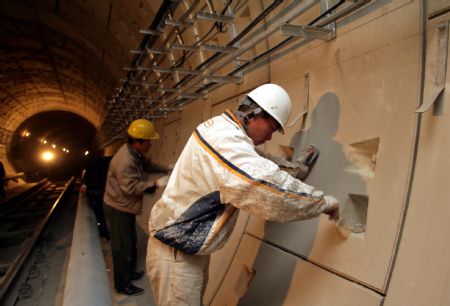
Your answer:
[195,130,333,223]
[255,148,309,180]
[115,159,155,196]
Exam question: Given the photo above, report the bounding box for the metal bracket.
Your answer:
[416,21,448,113]
[201,44,238,53]
[158,87,179,93]
[165,19,194,27]
[129,49,147,55]
[146,48,170,54]
[196,11,234,23]
[204,75,242,84]
[152,67,173,74]
[171,43,238,53]
[171,43,198,51]
[175,68,203,75]
[179,92,205,99]
[280,24,335,41]
[139,29,162,35]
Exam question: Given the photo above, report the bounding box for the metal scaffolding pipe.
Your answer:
[63,194,112,306]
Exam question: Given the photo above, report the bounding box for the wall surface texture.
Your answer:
[121,0,449,305]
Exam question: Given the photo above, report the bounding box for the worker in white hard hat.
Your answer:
[146,83,340,305]
[104,118,170,296]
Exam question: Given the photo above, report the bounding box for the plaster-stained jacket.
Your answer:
[149,110,336,255]
[104,143,155,215]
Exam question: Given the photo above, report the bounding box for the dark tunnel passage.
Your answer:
[8,111,96,181]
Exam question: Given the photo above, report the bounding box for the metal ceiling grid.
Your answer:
[97,0,370,148]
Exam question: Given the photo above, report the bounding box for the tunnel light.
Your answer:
[41,151,55,161]
[84,151,90,156]
[43,140,47,144]
[52,144,56,148]
[21,129,31,137]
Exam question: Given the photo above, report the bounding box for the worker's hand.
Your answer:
[296,145,315,164]
[155,175,170,188]
[323,195,340,221]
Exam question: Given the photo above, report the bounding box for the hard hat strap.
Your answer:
[236,107,263,135]
[238,95,266,134]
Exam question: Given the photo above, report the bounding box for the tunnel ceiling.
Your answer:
[0,0,162,148]
[0,0,370,150]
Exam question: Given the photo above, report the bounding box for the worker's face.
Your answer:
[135,139,152,154]
[247,116,280,146]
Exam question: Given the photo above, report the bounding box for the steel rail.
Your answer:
[0,177,74,300]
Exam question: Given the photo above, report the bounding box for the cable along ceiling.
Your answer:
[97,0,369,148]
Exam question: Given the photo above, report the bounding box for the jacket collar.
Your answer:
[223,109,243,129]
[126,143,144,161]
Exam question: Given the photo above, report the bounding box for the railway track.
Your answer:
[0,177,74,300]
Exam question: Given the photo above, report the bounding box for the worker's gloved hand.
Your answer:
[256,147,314,180]
[155,175,170,188]
[296,145,315,164]
[284,145,319,179]
[322,195,340,221]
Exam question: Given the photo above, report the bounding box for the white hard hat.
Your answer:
[247,83,292,131]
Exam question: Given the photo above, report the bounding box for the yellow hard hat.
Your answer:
[127,119,159,140]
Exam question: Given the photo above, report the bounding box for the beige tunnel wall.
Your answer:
[384,3,450,305]
[135,0,450,305]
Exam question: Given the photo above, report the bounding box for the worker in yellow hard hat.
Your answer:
[104,118,170,296]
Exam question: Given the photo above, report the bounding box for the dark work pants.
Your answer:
[86,189,109,239]
[104,205,137,291]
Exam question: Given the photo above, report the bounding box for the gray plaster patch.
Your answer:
[237,93,368,304]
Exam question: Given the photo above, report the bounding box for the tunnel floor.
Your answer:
[2,187,156,306]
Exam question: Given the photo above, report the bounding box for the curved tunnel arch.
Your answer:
[7,110,97,181]
[0,0,163,174]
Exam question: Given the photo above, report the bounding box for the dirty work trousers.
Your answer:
[104,205,137,291]
[146,235,210,306]
[86,189,109,239]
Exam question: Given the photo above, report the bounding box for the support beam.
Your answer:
[196,11,234,23]
[204,75,242,84]
[139,29,162,35]
[280,24,335,41]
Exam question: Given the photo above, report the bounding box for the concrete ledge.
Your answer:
[63,193,112,306]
